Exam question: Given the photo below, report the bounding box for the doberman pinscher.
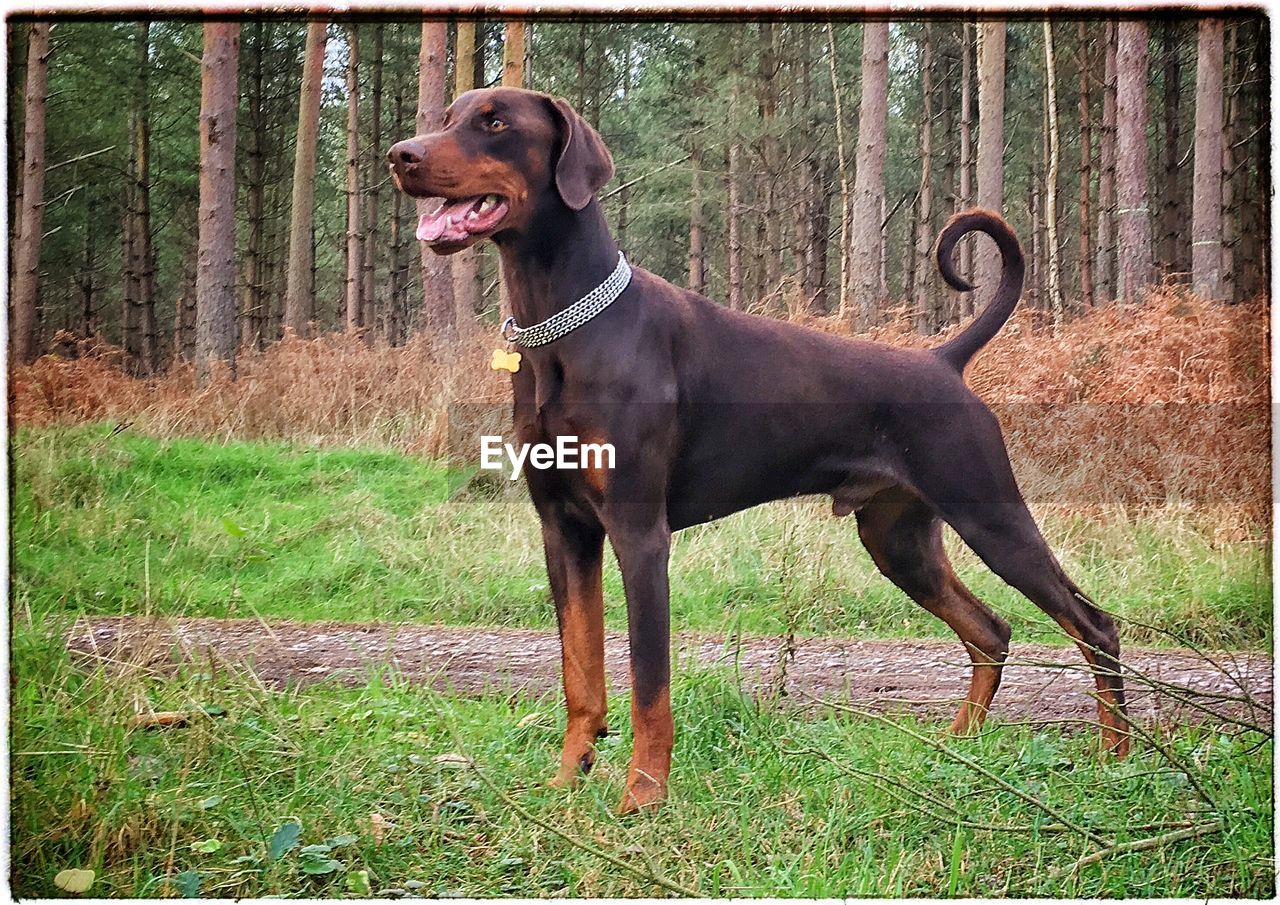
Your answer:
[388,87,1130,814]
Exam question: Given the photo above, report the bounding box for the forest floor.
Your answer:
[67,615,1273,729]
[12,421,1274,898]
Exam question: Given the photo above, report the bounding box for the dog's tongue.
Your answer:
[416,197,480,243]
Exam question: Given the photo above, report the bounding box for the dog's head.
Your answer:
[386,87,613,255]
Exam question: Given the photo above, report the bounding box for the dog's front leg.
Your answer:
[607,520,673,814]
[538,509,609,789]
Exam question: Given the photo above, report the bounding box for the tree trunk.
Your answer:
[123,93,143,368]
[849,22,889,330]
[388,81,407,344]
[724,148,744,312]
[1238,24,1267,301]
[77,196,96,335]
[362,25,383,337]
[494,18,524,322]
[759,23,782,303]
[195,22,240,385]
[958,21,974,297]
[913,24,936,334]
[1042,21,1063,325]
[449,20,479,332]
[1096,21,1118,302]
[974,21,1006,314]
[797,24,826,314]
[503,20,526,88]
[176,235,198,362]
[344,25,363,331]
[616,35,632,250]
[938,49,958,326]
[8,23,27,302]
[138,21,158,369]
[904,193,919,311]
[1029,172,1041,311]
[688,148,705,295]
[727,58,744,312]
[11,21,50,366]
[1159,22,1185,279]
[826,25,852,319]
[1192,18,1225,300]
[284,21,326,338]
[879,195,888,301]
[1221,24,1240,302]
[1115,20,1153,303]
[242,21,266,352]
[1076,22,1095,310]
[810,158,831,314]
[416,21,456,335]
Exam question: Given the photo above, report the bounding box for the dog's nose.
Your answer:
[387,139,425,168]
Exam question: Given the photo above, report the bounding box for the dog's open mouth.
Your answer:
[416,194,510,244]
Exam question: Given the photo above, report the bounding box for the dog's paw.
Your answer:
[547,751,595,789]
[616,776,667,815]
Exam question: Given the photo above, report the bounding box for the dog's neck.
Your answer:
[495,199,621,329]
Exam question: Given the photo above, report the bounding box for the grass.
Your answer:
[10,424,1274,897]
[10,615,1273,898]
[12,423,1271,649]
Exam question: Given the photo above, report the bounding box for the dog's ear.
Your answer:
[546,96,613,211]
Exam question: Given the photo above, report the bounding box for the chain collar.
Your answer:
[499,252,631,348]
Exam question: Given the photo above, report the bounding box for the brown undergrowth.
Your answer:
[10,289,1269,517]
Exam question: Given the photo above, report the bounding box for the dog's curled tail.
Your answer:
[932,208,1026,373]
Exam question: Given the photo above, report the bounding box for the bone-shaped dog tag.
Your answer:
[491,348,522,373]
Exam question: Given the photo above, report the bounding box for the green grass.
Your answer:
[10,424,1274,897]
[12,423,1272,648]
[10,617,1273,898]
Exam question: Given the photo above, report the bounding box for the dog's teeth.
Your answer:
[467,209,479,220]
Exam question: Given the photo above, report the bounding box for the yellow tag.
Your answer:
[490,348,522,373]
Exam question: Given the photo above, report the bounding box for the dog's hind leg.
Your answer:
[856,488,1012,735]
[907,409,1130,755]
[942,505,1130,755]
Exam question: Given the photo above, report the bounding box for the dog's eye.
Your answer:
[486,117,508,132]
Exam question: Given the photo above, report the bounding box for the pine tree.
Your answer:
[195,22,240,384]
[848,22,889,329]
[11,21,51,366]
[1115,20,1153,303]
[284,22,327,337]
[1191,18,1224,300]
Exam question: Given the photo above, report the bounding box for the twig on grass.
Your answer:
[1045,819,1224,880]
[782,742,1068,835]
[1092,692,1222,813]
[996,650,1272,737]
[797,689,1113,848]
[1109,611,1269,707]
[437,712,700,897]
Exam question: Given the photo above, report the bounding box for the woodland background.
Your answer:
[6,15,1269,377]
[8,17,1273,897]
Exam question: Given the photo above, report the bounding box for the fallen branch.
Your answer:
[1046,820,1224,880]
[1094,693,1221,813]
[784,743,1067,835]
[438,712,699,897]
[798,689,1112,848]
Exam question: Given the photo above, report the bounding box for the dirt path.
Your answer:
[67,617,1272,729]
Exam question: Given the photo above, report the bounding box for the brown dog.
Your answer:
[388,88,1130,814]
